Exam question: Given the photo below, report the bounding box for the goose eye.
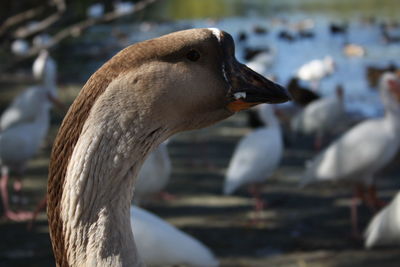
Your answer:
[186,50,200,62]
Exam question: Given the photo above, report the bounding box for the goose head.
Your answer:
[48,28,289,266]
[88,28,290,133]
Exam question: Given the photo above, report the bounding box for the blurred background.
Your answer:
[1,0,400,266]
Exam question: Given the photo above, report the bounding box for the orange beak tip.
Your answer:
[227,99,260,112]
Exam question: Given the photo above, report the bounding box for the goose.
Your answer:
[131,206,218,266]
[296,56,335,89]
[133,141,172,204]
[290,85,345,149]
[46,28,290,266]
[223,104,283,216]
[301,73,400,236]
[364,191,400,248]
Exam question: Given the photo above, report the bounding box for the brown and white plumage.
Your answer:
[47,28,289,266]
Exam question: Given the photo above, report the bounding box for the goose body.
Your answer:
[365,192,400,248]
[131,206,218,266]
[224,104,283,195]
[47,28,289,266]
[134,141,172,204]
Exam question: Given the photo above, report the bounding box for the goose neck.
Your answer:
[58,113,167,266]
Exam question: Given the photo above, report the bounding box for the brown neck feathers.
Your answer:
[47,60,120,266]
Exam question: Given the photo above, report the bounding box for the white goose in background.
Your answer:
[131,206,218,266]
[364,191,400,248]
[0,50,60,221]
[224,104,283,215]
[291,85,345,149]
[46,28,289,266]
[133,140,173,204]
[296,55,335,89]
[301,73,400,236]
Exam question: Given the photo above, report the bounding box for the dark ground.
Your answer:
[0,84,400,267]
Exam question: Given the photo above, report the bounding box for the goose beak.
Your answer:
[226,60,291,112]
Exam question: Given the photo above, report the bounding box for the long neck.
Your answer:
[59,109,167,266]
[47,58,170,266]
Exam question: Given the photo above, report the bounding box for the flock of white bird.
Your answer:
[1,18,400,266]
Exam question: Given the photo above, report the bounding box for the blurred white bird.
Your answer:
[0,88,52,220]
[11,39,29,56]
[0,51,61,221]
[301,73,400,236]
[364,191,400,248]
[87,3,105,18]
[1,50,59,131]
[224,104,283,216]
[291,85,345,149]
[114,1,135,15]
[296,56,335,89]
[133,141,173,204]
[245,50,275,77]
[131,206,219,267]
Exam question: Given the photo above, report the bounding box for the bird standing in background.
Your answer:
[301,73,400,236]
[0,50,61,221]
[224,104,283,220]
